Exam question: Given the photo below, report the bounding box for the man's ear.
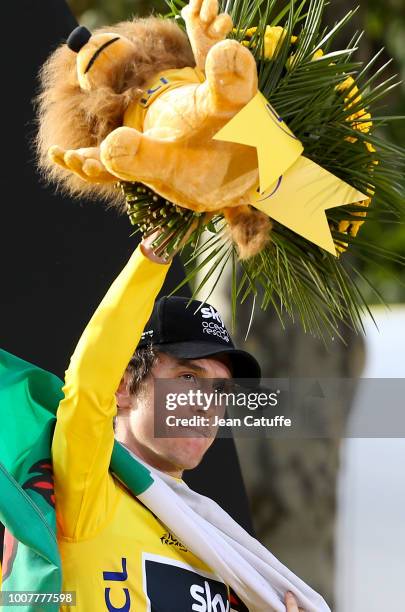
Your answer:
[115,371,133,411]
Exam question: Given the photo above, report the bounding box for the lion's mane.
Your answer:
[35,17,195,205]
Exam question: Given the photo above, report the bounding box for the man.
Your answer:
[52,231,307,611]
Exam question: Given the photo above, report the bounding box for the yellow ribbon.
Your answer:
[213,91,368,256]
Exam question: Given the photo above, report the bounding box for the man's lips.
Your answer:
[176,420,218,438]
[179,425,212,438]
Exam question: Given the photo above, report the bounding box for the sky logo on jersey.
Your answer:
[143,554,229,611]
[190,580,230,611]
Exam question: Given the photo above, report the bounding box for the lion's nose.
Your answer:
[67,26,92,53]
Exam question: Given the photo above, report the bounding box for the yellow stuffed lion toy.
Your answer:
[36,0,271,260]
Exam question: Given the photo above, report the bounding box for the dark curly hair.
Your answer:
[113,343,159,432]
[125,343,159,395]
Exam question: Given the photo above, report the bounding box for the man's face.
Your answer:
[118,351,233,477]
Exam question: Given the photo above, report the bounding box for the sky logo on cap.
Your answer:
[199,306,230,343]
[200,306,224,327]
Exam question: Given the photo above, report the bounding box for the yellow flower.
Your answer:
[236,26,296,59]
[335,198,371,254]
[244,26,258,38]
[312,48,324,60]
[366,141,377,153]
[263,26,287,58]
[333,76,376,254]
[336,76,372,136]
[337,80,376,181]
[286,44,324,70]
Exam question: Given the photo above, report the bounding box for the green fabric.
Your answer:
[0,348,154,611]
[0,349,63,474]
[111,443,154,495]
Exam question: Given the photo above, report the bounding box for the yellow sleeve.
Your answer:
[52,244,171,540]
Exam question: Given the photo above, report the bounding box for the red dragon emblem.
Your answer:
[22,458,55,507]
[1,458,55,582]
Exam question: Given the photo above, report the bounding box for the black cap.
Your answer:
[137,296,261,380]
[67,26,92,53]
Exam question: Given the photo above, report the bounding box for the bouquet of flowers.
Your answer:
[36,0,405,339]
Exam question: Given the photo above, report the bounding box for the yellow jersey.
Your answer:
[123,66,206,132]
[52,245,231,611]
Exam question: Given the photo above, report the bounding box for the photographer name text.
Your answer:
[166,415,291,427]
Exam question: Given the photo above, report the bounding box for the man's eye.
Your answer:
[180,373,196,382]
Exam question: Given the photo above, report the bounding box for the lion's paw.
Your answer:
[182,0,233,40]
[48,146,115,184]
[100,127,143,181]
[181,0,233,69]
[205,39,258,109]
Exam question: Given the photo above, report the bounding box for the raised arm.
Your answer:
[52,238,171,540]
